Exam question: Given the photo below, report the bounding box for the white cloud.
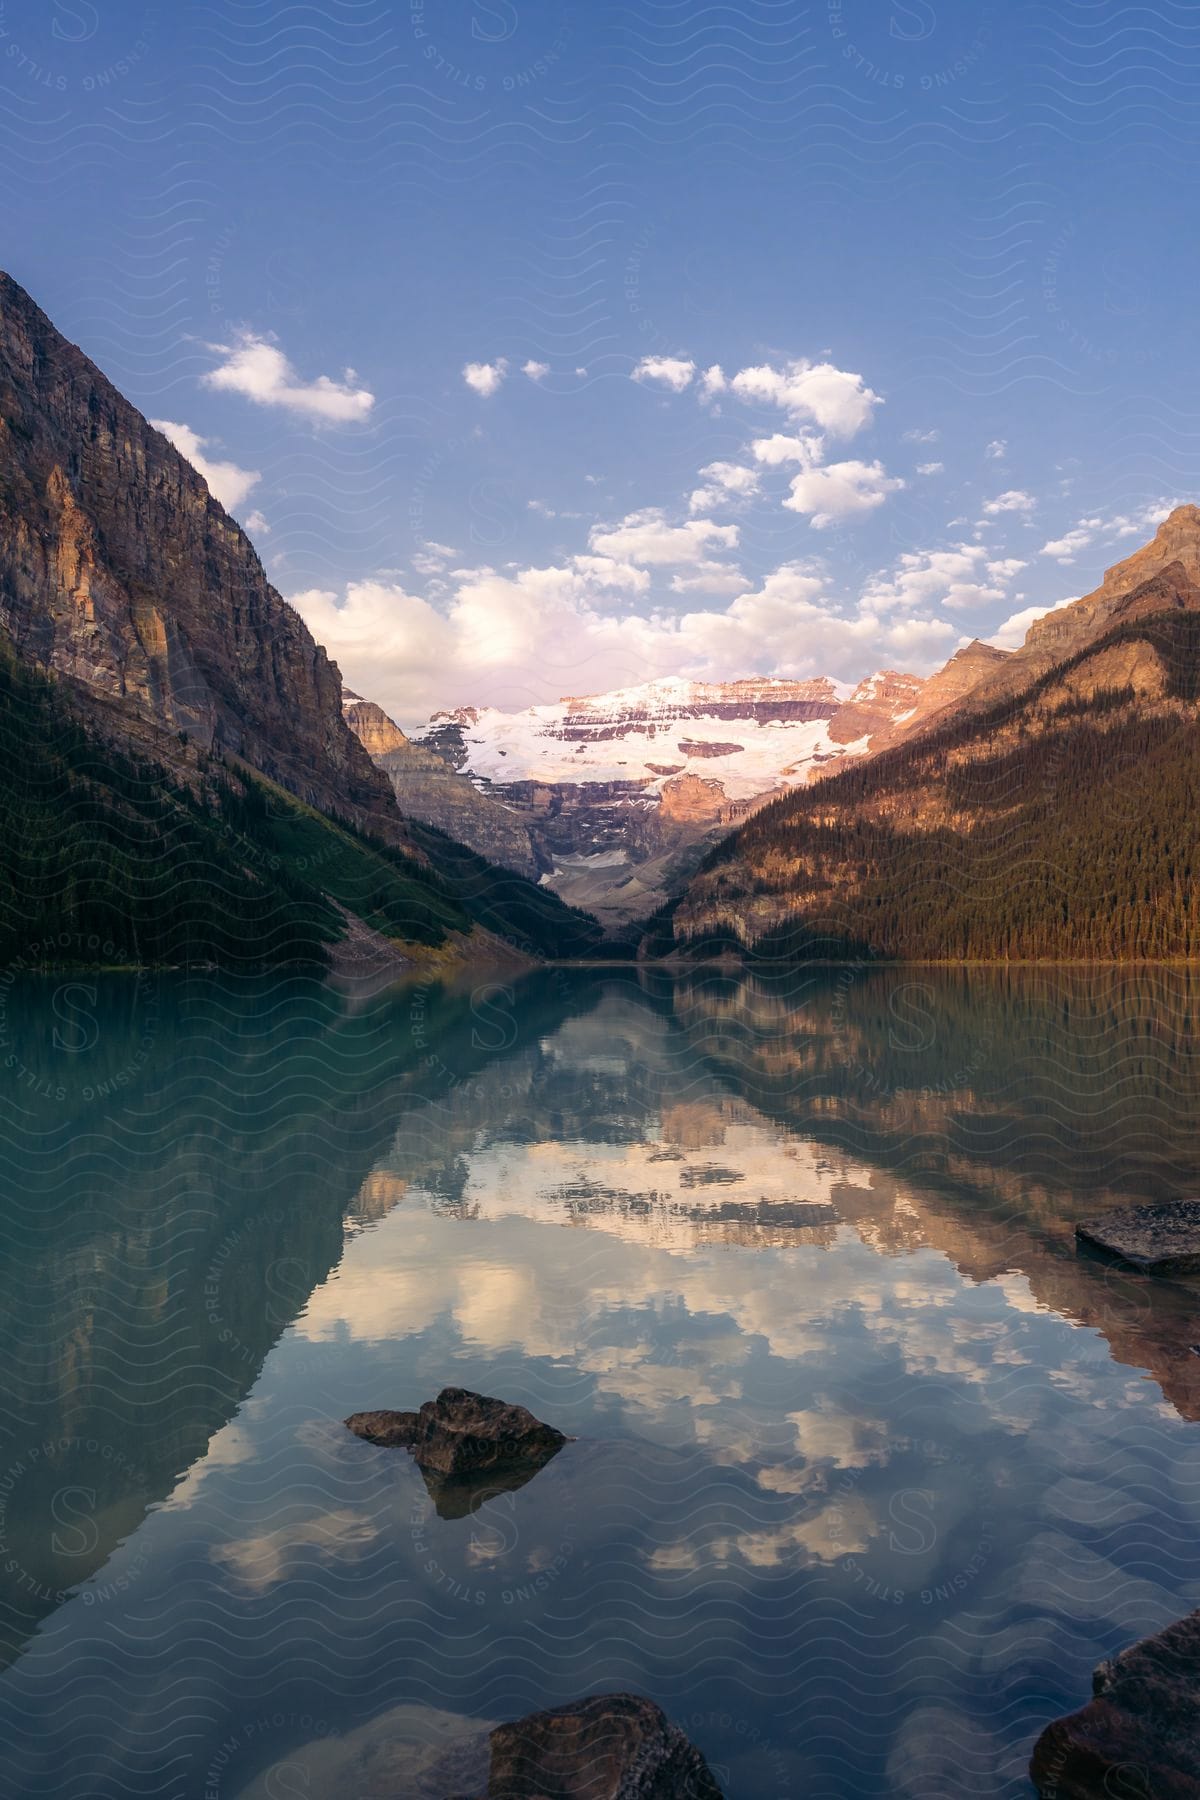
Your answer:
[986,439,1007,459]
[202,333,374,423]
[916,461,944,476]
[411,540,457,578]
[903,428,939,445]
[981,489,1035,516]
[1039,517,1102,562]
[463,358,509,397]
[588,508,739,566]
[669,562,749,595]
[688,461,760,513]
[986,557,1027,579]
[699,364,727,400]
[244,509,270,535]
[750,432,823,468]
[784,459,904,528]
[570,554,650,592]
[862,544,1010,614]
[631,355,696,393]
[728,359,881,437]
[522,360,549,382]
[989,602,1057,649]
[1108,498,1176,538]
[293,541,959,724]
[150,419,261,513]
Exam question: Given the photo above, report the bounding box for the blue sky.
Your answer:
[4,0,1199,722]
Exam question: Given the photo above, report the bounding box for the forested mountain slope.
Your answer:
[668,582,1200,963]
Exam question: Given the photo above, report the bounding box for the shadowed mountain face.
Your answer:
[0,276,603,968]
[0,273,395,833]
[0,968,585,1670]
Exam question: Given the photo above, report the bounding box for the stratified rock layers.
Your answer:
[0,272,396,829]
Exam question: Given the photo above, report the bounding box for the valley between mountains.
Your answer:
[0,268,1196,970]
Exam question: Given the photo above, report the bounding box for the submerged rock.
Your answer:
[1076,1200,1200,1274]
[345,1387,567,1513]
[1030,1608,1200,1796]
[240,1694,724,1799]
[475,1693,725,1798]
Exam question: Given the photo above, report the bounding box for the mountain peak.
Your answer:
[1094,503,1200,598]
[0,271,398,830]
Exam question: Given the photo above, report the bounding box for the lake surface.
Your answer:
[0,964,1198,1797]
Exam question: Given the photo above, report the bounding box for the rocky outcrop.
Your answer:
[828,668,927,745]
[865,640,1011,748]
[1031,1609,1200,1797]
[342,691,410,758]
[342,694,542,879]
[675,738,744,758]
[477,1693,725,1799]
[930,508,1200,730]
[346,1387,567,1479]
[243,1695,724,1799]
[346,1387,569,1518]
[657,773,742,827]
[1077,1201,1200,1273]
[0,272,397,831]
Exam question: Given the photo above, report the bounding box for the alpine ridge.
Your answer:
[666,512,1200,964]
[394,672,929,922]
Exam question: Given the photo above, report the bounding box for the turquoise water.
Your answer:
[0,965,1198,1797]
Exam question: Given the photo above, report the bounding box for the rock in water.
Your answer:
[345,1387,567,1480]
[240,1695,724,1799]
[1030,1609,1200,1796]
[480,1694,725,1799]
[1076,1201,1200,1274]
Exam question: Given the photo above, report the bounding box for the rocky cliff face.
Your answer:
[865,639,1011,747]
[925,506,1200,728]
[341,692,410,758]
[0,272,396,830]
[341,693,542,879]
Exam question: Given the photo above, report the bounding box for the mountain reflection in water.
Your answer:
[0,965,1197,1798]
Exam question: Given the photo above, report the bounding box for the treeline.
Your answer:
[0,643,601,968]
[670,612,1200,963]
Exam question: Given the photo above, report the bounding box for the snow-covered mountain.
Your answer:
[422,674,923,798]
[405,673,927,922]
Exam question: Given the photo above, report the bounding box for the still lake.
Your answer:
[0,964,1198,1797]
